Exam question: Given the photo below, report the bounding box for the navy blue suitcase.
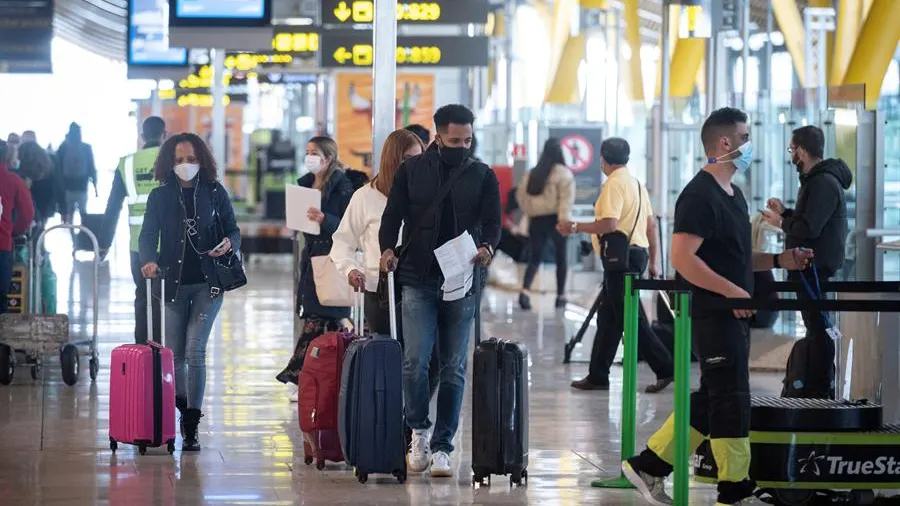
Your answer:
[338,274,407,484]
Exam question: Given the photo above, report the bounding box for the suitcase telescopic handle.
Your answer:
[387,271,398,341]
[145,271,165,345]
[353,288,364,338]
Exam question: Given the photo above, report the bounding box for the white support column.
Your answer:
[211,48,227,168]
[657,0,671,224]
[371,0,398,175]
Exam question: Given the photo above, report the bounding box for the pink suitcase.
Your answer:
[108,278,177,455]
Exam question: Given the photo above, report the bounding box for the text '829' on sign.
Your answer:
[322,0,489,25]
[321,35,489,68]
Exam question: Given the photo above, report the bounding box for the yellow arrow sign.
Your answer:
[334,1,352,22]
[333,47,352,64]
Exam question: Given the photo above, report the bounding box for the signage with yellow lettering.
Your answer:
[322,0,489,25]
[321,34,488,68]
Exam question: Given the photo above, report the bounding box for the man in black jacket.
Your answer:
[763,125,852,398]
[380,104,501,478]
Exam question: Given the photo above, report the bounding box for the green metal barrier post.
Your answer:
[592,274,638,489]
[673,292,693,505]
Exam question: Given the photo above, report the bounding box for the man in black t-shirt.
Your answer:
[621,108,814,506]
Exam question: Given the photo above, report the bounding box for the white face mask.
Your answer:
[305,154,324,174]
[174,163,200,182]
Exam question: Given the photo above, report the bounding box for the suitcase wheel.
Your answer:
[0,345,13,386]
[60,344,79,386]
[472,469,490,487]
[89,357,99,381]
[357,471,368,484]
[304,456,313,465]
[109,438,117,452]
[393,469,406,484]
[167,440,176,454]
[316,459,325,470]
[138,443,147,455]
[510,468,527,487]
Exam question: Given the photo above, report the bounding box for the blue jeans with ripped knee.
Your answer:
[165,283,223,410]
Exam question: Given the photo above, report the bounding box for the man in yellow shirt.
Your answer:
[559,138,673,393]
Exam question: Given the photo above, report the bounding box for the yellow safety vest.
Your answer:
[117,147,160,252]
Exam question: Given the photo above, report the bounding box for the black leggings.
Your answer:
[522,215,568,296]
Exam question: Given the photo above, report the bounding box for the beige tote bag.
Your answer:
[311,255,354,307]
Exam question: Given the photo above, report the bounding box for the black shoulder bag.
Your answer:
[210,185,247,292]
[598,179,642,273]
[377,157,475,308]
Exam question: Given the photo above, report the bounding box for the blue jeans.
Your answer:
[402,284,476,454]
[165,283,223,410]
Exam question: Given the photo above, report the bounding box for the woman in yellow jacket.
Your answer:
[516,138,575,310]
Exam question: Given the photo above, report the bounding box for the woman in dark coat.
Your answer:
[276,136,354,387]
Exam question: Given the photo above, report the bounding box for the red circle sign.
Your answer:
[561,134,593,173]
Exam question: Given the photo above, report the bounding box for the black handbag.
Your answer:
[598,178,642,273]
[377,157,475,308]
[210,186,247,292]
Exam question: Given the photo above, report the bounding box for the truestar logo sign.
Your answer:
[799,451,900,476]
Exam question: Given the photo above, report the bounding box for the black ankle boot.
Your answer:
[519,293,532,310]
[176,397,188,439]
[183,408,203,452]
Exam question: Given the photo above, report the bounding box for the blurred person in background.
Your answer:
[516,138,574,310]
[56,122,97,224]
[103,116,167,344]
[0,140,35,314]
[404,124,431,147]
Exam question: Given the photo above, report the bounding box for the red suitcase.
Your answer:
[109,278,177,455]
[299,327,356,468]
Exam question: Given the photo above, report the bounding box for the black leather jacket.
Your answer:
[139,175,242,302]
[378,144,502,288]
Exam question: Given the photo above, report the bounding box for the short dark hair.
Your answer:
[700,107,748,152]
[404,124,430,146]
[600,137,630,166]
[153,132,218,182]
[433,104,475,132]
[142,116,166,140]
[792,125,825,159]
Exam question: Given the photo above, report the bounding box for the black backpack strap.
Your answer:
[395,157,475,261]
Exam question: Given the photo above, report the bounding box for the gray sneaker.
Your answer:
[622,460,673,506]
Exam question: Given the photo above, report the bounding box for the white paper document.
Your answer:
[285,184,322,235]
[434,231,479,301]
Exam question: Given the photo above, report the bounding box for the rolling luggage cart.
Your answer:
[0,224,101,386]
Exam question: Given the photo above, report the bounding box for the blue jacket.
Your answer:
[139,175,242,302]
[297,170,354,320]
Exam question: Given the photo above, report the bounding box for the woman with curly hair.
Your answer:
[139,132,242,451]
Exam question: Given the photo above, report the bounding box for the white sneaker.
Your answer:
[622,460,672,506]
[407,429,431,473]
[430,451,453,478]
[289,388,299,403]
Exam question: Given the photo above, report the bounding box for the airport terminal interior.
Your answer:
[1,0,899,504]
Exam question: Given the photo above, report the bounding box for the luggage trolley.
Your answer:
[0,224,101,386]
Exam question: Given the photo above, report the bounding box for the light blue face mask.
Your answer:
[708,141,753,173]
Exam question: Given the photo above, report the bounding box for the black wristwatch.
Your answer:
[772,253,781,269]
[480,243,494,258]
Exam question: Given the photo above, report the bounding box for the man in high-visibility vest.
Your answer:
[102,116,166,344]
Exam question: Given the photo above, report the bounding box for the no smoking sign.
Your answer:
[561,134,593,173]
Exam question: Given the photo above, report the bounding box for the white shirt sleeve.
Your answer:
[329,189,365,277]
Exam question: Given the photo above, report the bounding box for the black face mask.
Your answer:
[438,144,469,167]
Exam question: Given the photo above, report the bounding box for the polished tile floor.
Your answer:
[0,233,788,505]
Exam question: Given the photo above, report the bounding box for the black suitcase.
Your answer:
[471,300,529,486]
[75,213,105,253]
